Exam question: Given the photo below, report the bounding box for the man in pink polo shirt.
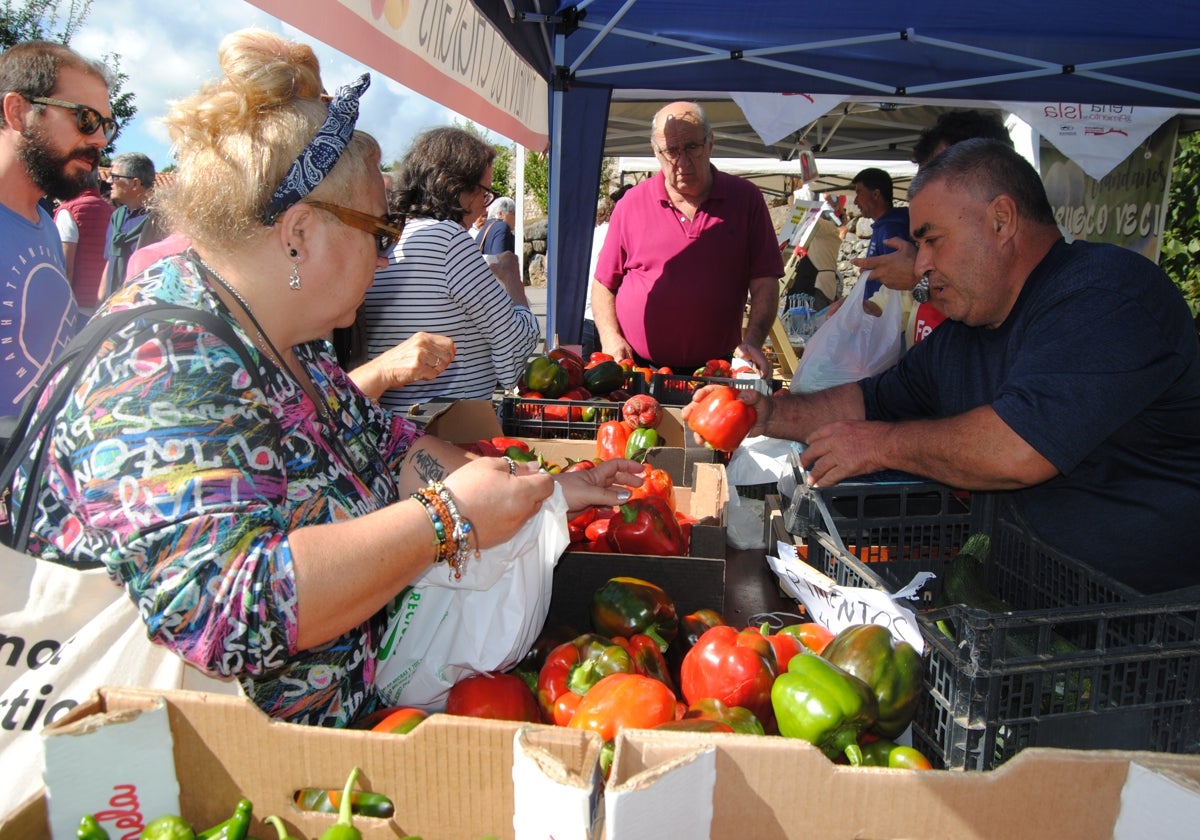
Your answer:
[591,101,784,374]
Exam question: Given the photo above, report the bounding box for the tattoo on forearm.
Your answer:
[411,448,446,483]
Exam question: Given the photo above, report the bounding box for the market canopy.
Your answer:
[473,0,1200,343]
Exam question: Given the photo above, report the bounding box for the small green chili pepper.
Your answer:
[196,798,253,840]
[264,816,301,840]
[139,815,196,840]
[319,766,363,840]
[77,815,110,840]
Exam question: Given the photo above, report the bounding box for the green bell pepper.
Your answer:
[624,427,659,460]
[524,356,569,398]
[140,815,196,840]
[771,651,879,765]
[821,624,923,739]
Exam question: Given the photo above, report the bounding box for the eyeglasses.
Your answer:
[306,200,405,256]
[24,95,118,142]
[478,184,496,207]
[653,140,709,163]
[109,173,138,183]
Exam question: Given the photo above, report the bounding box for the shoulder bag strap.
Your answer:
[0,305,263,552]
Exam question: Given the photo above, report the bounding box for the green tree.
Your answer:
[2,0,136,154]
[1162,130,1200,317]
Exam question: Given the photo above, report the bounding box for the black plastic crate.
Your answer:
[786,481,1200,770]
[499,395,625,440]
[648,373,781,406]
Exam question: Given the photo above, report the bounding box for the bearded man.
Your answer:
[0,40,114,443]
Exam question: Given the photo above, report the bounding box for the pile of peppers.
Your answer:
[513,574,933,774]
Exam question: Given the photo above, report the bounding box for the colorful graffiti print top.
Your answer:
[12,253,422,726]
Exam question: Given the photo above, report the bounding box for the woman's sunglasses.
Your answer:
[306,201,405,256]
[24,95,119,142]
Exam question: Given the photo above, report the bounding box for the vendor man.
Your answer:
[591,101,784,375]
[687,139,1200,594]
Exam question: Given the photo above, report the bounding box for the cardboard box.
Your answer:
[10,687,1200,840]
[600,730,1200,839]
[3,686,598,840]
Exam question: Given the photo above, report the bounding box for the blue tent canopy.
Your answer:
[474,0,1200,343]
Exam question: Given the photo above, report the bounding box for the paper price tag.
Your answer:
[768,541,931,653]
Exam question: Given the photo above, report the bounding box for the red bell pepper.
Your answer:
[606,496,688,557]
[694,358,733,378]
[747,622,804,673]
[567,673,678,741]
[446,672,541,723]
[537,633,636,725]
[680,624,779,732]
[687,385,757,452]
[621,394,663,429]
[548,345,585,367]
[590,576,679,650]
[629,465,675,512]
[568,508,599,544]
[667,608,727,682]
[780,622,836,655]
[596,420,632,461]
[587,351,615,367]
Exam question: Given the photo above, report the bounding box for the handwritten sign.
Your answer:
[768,541,933,653]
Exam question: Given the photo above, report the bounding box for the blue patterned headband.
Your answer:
[260,73,371,225]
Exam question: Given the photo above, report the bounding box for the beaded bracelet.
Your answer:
[412,482,480,580]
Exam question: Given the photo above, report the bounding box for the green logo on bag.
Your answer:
[377,588,421,661]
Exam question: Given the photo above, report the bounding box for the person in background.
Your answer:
[8,28,640,726]
[0,40,113,445]
[362,127,539,412]
[687,139,1200,595]
[101,150,156,294]
[849,167,910,315]
[54,169,113,315]
[582,185,630,359]
[592,101,783,375]
[478,195,524,294]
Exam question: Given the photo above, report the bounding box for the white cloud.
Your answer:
[69,0,511,169]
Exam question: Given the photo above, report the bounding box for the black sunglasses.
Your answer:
[306,200,405,256]
[24,95,118,142]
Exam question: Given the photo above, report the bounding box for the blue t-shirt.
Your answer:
[860,239,1200,593]
[1,203,78,420]
[862,206,911,298]
[480,218,515,256]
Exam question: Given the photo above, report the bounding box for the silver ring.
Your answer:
[502,456,518,475]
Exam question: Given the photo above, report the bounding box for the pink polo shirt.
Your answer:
[594,168,783,368]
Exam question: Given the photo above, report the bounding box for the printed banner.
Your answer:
[1040,119,1179,260]
[248,0,549,150]
[1002,101,1176,181]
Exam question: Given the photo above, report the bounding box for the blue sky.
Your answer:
[68,0,510,170]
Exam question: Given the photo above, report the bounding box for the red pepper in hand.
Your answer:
[622,394,663,429]
[681,625,779,732]
[687,385,757,452]
[606,496,688,557]
[591,576,679,650]
[596,420,632,461]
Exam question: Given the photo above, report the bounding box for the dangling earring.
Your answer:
[289,263,302,291]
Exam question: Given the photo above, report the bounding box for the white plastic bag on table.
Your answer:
[790,271,903,393]
[374,484,569,711]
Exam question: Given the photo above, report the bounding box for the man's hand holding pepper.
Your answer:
[682,385,772,446]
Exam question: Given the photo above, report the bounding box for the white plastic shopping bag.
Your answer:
[0,546,240,818]
[790,271,903,393]
[374,484,569,710]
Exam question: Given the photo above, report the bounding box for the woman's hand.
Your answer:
[441,456,553,548]
[554,458,643,518]
[348,332,456,399]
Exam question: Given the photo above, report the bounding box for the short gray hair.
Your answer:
[488,196,516,218]
[111,152,156,188]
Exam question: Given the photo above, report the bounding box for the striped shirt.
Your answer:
[362,217,539,411]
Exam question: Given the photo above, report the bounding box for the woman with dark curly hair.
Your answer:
[361,126,538,411]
